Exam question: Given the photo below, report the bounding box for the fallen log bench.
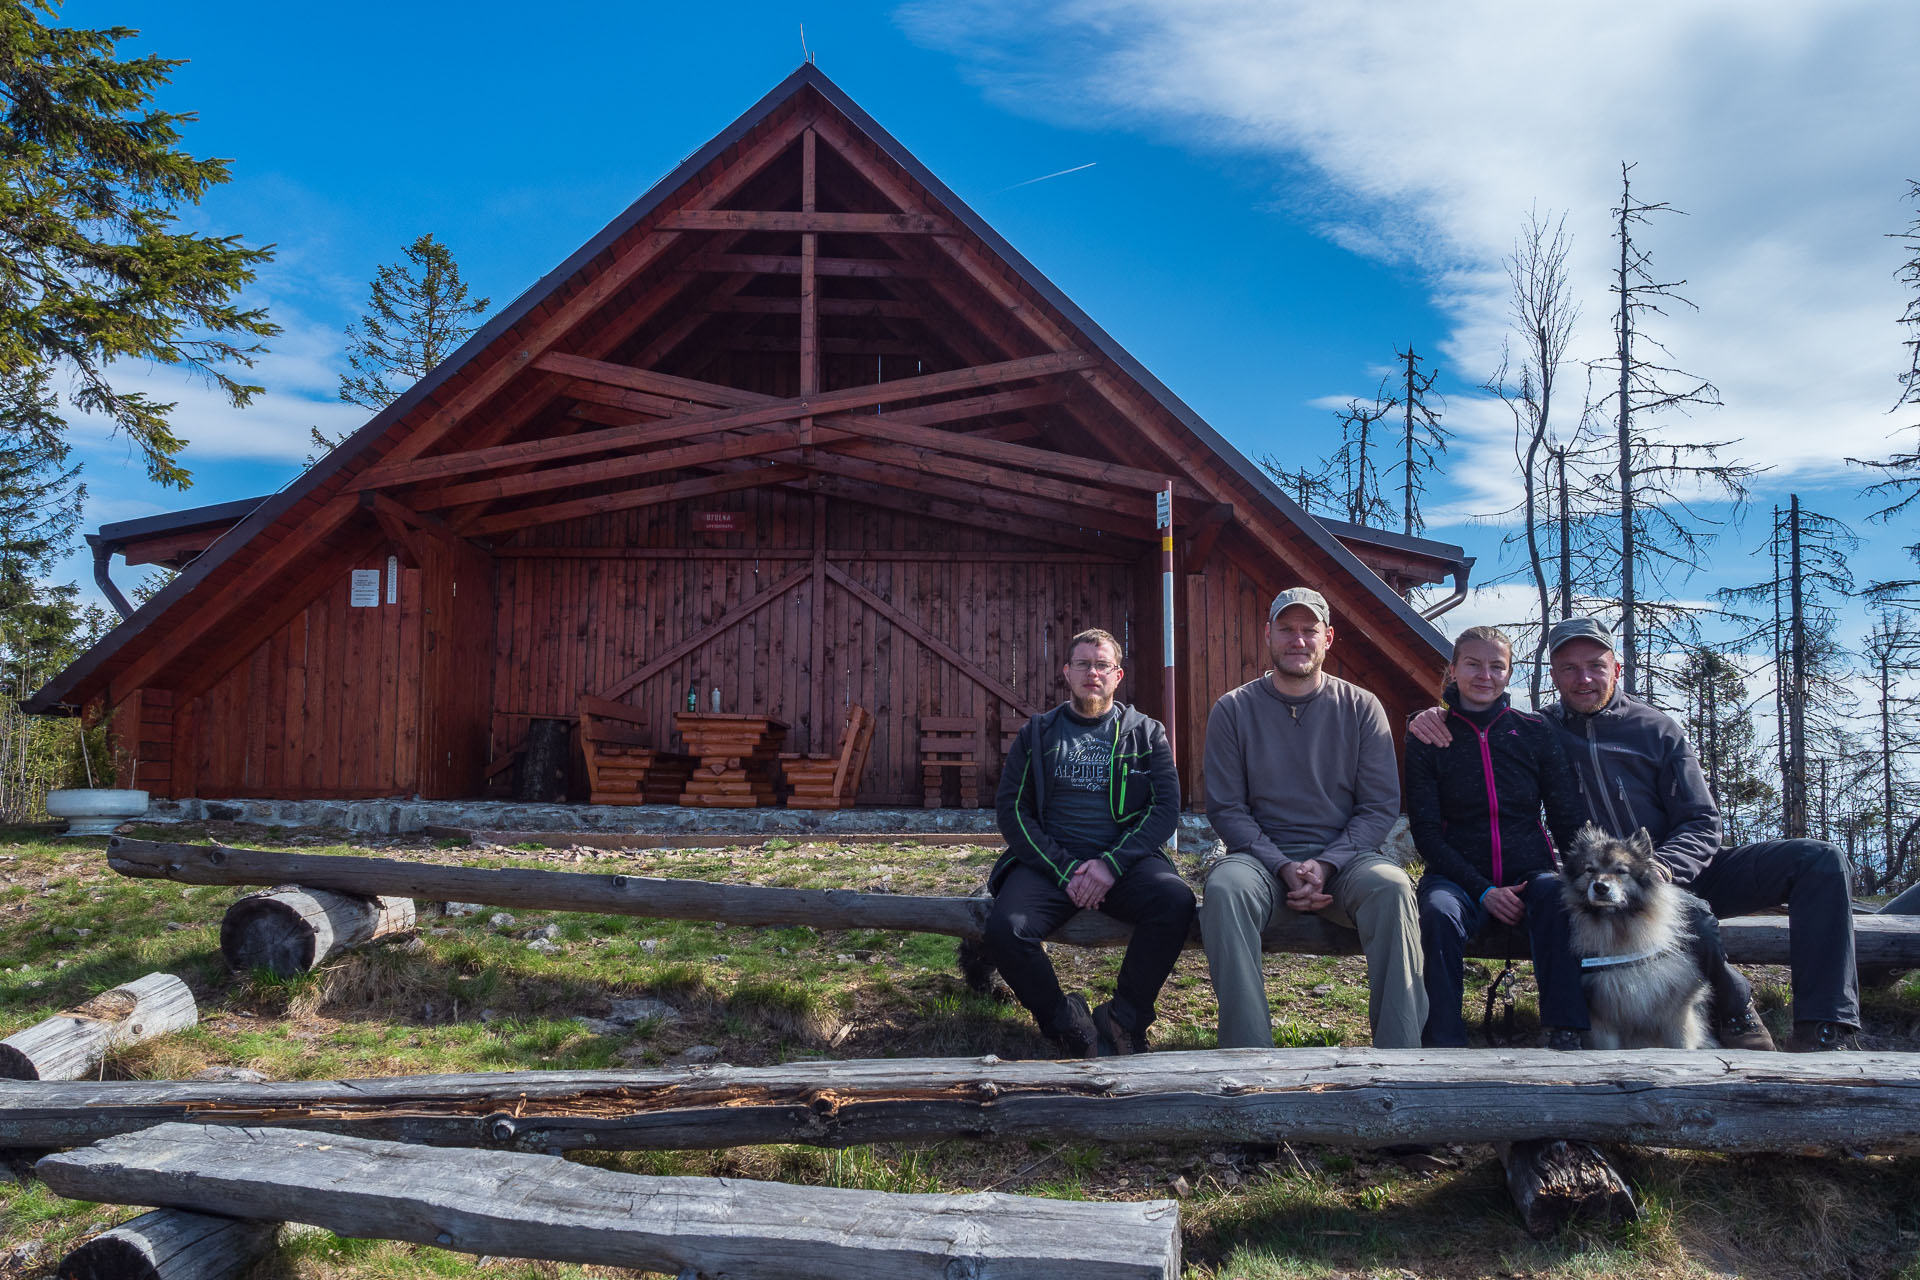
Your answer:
[38,1123,1183,1280]
[103,837,1920,966]
[0,972,197,1081]
[57,1209,278,1280]
[220,886,415,977]
[7,1048,1920,1155]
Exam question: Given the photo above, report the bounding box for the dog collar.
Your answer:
[1579,946,1665,969]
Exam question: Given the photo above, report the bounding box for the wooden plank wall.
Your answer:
[418,538,496,799]
[491,488,1142,807]
[170,554,424,799]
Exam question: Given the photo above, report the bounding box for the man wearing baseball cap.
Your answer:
[1200,586,1426,1048]
[1412,615,1857,1050]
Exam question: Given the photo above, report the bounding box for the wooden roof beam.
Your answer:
[705,296,920,318]
[773,471,1134,555]
[661,210,947,234]
[686,252,930,278]
[467,465,807,538]
[413,428,811,510]
[351,349,1093,493]
[369,106,817,473]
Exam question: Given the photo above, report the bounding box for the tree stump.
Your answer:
[220,887,415,977]
[58,1209,277,1280]
[1500,1138,1638,1238]
[0,973,198,1081]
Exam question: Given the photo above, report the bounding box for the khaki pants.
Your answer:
[1199,849,1426,1049]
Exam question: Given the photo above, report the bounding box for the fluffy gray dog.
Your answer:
[1559,825,1715,1050]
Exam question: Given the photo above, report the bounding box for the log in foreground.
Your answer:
[5,1048,1918,1155]
[0,972,198,1081]
[106,838,1920,965]
[38,1123,1183,1280]
[58,1209,278,1280]
[220,886,415,976]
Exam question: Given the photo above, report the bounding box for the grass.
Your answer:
[1,821,1918,1278]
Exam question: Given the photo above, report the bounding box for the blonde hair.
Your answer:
[1452,625,1514,663]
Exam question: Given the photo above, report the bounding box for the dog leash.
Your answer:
[1480,926,1520,1046]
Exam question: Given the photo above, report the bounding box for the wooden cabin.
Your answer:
[31,66,1466,810]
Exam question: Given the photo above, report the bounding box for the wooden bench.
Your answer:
[919,716,985,809]
[779,705,875,810]
[578,696,696,805]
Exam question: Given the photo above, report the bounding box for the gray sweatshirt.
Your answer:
[1203,672,1400,875]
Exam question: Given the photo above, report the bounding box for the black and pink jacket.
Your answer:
[1404,687,1587,901]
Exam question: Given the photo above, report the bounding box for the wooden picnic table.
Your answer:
[673,713,789,808]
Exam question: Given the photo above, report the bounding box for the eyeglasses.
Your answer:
[1068,660,1119,675]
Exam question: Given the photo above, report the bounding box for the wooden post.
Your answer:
[1158,482,1177,762]
[104,838,1920,967]
[220,888,416,977]
[10,1048,1920,1156]
[57,1209,278,1280]
[38,1123,1184,1280]
[0,972,197,1081]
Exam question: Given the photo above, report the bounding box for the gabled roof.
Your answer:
[29,64,1451,715]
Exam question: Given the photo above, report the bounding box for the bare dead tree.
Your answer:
[1485,209,1579,703]
[1850,179,1920,597]
[1862,612,1920,891]
[1594,164,1754,695]
[1394,346,1450,536]
[1322,384,1399,528]
[1716,498,1857,838]
[1257,457,1340,518]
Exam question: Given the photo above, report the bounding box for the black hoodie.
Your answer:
[989,700,1181,894]
[1405,686,1586,901]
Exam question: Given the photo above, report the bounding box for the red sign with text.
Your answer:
[695,511,743,533]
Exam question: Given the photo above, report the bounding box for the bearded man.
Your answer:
[1198,587,1426,1048]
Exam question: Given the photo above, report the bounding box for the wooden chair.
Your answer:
[919,715,985,809]
[778,704,875,810]
[577,696,696,805]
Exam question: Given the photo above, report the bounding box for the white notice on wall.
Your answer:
[386,555,398,604]
[350,569,380,607]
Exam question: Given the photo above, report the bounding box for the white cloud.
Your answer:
[901,0,1920,493]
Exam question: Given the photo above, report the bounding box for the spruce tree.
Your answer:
[311,234,490,458]
[0,1,278,488]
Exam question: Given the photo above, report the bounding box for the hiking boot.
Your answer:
[1046,993,1099,1059]
[1543,1027,1584,1051]
[1716,999,1777,1051]
[1787,1020,1857,1052]
[1091,1000,1149,1056]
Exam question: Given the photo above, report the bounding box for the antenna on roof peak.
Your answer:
[799,22,815,65]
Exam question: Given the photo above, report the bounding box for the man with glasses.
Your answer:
[984,628,1190,1056]
[1199,588,1426,1048]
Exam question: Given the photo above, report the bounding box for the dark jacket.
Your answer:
[990,701,1181,894]
[1406,687,1586,900]
[1542,689,1722,885]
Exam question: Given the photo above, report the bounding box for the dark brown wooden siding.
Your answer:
[170,554,423,799]
[486,487,1145,807]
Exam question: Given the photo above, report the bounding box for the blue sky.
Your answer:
[53,1,1920,682]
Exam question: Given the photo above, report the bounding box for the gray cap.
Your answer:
[1268,587,1330,626]
[1546,616,1616,656]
